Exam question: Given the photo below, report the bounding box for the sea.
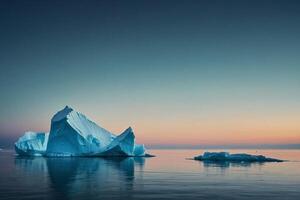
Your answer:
[0,149,299,200]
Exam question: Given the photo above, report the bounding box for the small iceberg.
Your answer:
[194,152,283,162]
[15,132,49,156]
[15,106,151,157]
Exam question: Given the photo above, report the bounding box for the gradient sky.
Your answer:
[0,0,300,148]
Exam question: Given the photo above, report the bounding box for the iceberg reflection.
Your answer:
[15,156,146,199]
[201,160,265,168]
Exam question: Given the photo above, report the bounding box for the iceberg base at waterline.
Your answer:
[15,106,151,157]
[194,152,283,162]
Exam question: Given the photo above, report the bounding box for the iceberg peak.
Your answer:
[51,106,73,122]
[124,126,133,133]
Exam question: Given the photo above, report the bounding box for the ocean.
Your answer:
[0,149,299,200]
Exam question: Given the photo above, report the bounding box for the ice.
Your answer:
[46,106,115,156]
[133,144,146,156]
[15,131,49,156]
[98,127,146,156]
[15,106,149,157]
[99,127,135,156]
[194,152,283,162]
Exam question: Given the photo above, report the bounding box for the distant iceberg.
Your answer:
[15,106,150,157]
[194,152,283,162]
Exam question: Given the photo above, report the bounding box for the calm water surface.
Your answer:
[0,149,299,200]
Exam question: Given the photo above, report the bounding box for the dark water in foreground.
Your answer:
[0,149,299,200]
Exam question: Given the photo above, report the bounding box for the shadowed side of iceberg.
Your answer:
[97,127,147,157]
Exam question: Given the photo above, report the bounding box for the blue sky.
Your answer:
[0,0,300,148]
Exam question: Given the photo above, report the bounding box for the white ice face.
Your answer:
[15,106,147,157]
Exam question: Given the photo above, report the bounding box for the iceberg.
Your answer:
[99,127,136,156]
[15,131,49,156]
[46,106,115,156]
[133,144,146,156]
[15,106,149,157]
[194,152,283,162]
[98,127,147,156]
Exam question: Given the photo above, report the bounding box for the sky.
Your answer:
[0,0,300,148]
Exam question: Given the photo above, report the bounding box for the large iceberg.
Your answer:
[194,152,283,162]
[15,106,149,157]
[46,106,115,156]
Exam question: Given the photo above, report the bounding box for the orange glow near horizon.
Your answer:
[94,114,300,146]
[4,107,300,147]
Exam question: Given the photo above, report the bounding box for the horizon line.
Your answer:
[1,143,300,150]
[146,143,300,150]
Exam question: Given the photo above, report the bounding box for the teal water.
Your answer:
[0,149,299,200]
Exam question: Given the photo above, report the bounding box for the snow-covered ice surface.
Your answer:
[194,152,283,162]
[15,106,149,157]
